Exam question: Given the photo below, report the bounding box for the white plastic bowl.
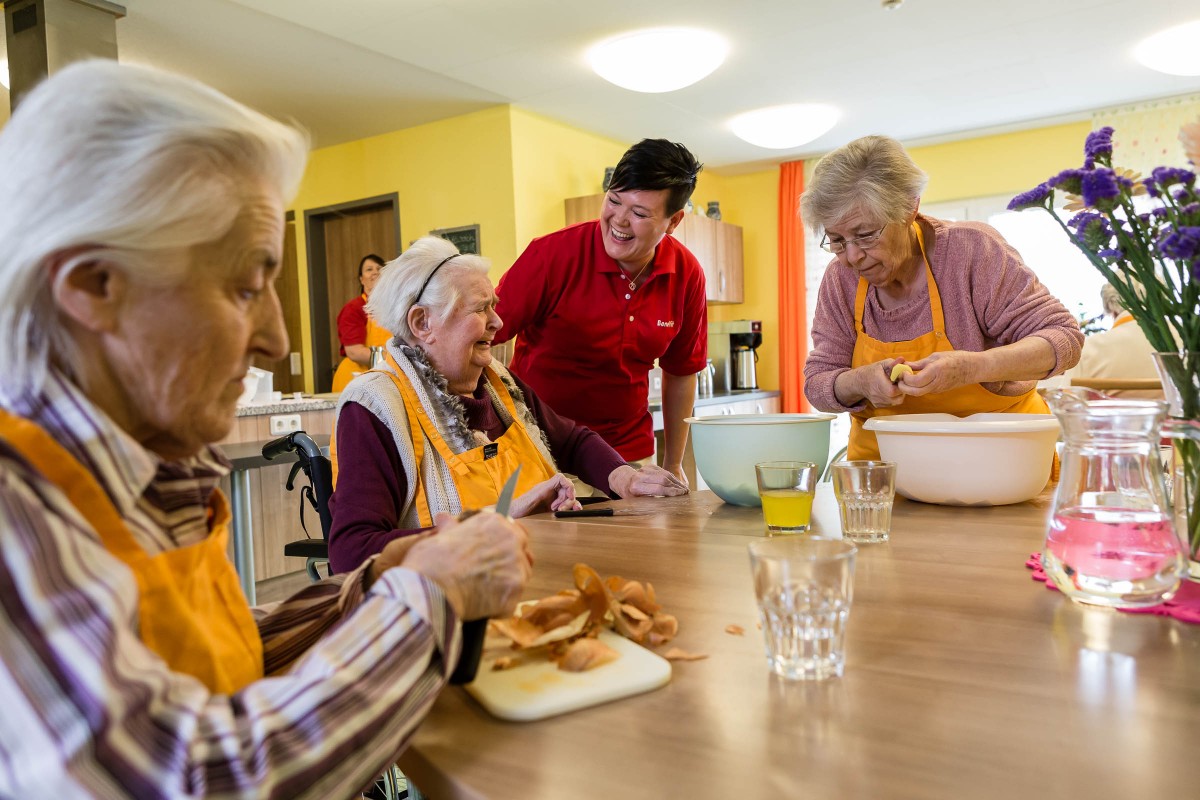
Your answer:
[687,413,836,507]
[864,413,1060,506]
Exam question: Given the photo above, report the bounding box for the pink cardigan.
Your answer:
[804,215,1084,413]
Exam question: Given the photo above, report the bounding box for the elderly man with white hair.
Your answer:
[0,61,532,798]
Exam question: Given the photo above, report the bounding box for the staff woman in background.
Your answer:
[801,135,1083,460]
[329,236,687,574]
[331,253,389,392]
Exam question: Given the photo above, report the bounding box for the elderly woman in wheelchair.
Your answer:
[328,236,687,574]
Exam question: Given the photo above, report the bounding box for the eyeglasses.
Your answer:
[820,224,889,254]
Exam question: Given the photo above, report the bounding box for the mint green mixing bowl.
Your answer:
[687,413,836,506]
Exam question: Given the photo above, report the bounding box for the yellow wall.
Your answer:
[508,109,627,254]
[907,121,1091,204]
[706,169,781,390]
[289,109,1089,395]
[288,106,515,391]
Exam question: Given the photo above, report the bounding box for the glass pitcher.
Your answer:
[1043,390,1186,607]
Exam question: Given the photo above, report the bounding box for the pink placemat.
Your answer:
[1026,552,1200,623]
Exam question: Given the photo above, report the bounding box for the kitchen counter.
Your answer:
[650,388,780,416]
[235,396,337,417]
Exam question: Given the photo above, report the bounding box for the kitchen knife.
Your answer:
[449,465,521,685]
[553,507,652,518]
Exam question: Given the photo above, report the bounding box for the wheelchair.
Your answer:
[262,430,332,581]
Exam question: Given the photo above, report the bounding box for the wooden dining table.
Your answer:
[397,485,1200,799]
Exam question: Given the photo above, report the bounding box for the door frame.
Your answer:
[303,192,400,393]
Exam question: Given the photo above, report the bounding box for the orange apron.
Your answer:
[0,409,264,694]
[332,296,390,393]
[848,222,1052,461]
[331,352,556,524]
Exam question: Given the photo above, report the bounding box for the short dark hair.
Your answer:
[358,253,385,279]
[607,138,703,216]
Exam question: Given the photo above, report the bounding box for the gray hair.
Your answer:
[0,60,309,398]
[800,135,929,233]
[1100,282,1125,317]
[368,236,490,343]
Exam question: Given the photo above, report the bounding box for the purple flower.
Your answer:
[1098,248,1124,260]
[1008,183,1052,211]
[1157,226,1200,263]
[1068,211,1116,251]
[1085,127,1114,159]
[1152,166,1194,188]
[1081,169,1122,208]
[1048,168,1085,195]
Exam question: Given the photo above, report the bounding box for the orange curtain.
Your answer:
[778,161,808,412]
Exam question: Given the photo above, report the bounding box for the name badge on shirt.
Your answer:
[483,442,499,460]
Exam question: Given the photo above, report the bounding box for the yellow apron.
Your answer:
[0,409,264,694]
[332,295,390,393]
[848,222,1052,461]
[332,351,557,525]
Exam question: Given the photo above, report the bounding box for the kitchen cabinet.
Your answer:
[563,193,744,304]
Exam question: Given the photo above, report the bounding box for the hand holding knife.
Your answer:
[449,465,522,685]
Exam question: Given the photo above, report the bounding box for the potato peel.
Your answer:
[488,564,681,671]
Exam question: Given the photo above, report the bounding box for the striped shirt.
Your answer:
[0,372,461,798]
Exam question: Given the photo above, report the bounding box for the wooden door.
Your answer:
[252,215,302,394]
[304,194,400,392]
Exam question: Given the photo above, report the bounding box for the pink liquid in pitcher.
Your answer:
[1044,507,1184,607]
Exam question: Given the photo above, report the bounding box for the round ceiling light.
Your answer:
[588,28,728,93]
[1133,19,1200,76]
[729,104,841,150]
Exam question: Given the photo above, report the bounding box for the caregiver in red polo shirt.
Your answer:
[496,138,708,491]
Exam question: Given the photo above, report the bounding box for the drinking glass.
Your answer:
[747,537,857,680]
[755,461,818,534]
[831,461,896,543]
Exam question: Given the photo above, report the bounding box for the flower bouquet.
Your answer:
[1009,123,1200,572]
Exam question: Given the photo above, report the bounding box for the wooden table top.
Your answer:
[398,486,1200,800]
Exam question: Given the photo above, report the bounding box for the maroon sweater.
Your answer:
[327,372,625,573]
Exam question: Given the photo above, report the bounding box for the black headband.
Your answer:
[413,253,459,304]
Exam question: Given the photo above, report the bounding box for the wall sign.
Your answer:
[431,224,481,255]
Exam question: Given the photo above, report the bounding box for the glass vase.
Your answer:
[1153,352,1200,580]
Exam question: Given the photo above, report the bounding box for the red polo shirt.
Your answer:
[496,220,708,460]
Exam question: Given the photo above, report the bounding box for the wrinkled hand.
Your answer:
[856,360,906,408]
[397,511,533,620]
[509,473,580,518]
[609,463,689,497]
[900,351,981,396]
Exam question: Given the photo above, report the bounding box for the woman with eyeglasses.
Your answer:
[801,135,1083,461]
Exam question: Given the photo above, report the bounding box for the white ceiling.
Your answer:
[5,0,1200,172]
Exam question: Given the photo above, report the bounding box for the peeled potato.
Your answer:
[889,363,914,383]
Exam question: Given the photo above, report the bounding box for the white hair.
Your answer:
[1100,283,1125,317]
[368,236,490,342]
[0,60,309,397]
[800,134,929,234]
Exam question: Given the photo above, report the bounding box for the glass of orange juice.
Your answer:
[755,461,819,535]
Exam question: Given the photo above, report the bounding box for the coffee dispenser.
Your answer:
[706,320,763,392]
[730,324,762,390]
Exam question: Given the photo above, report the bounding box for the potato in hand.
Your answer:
[889,363,915,383]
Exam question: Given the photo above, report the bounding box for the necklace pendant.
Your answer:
[628,280,637,292]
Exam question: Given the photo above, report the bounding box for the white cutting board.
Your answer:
[464,629,672,722]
